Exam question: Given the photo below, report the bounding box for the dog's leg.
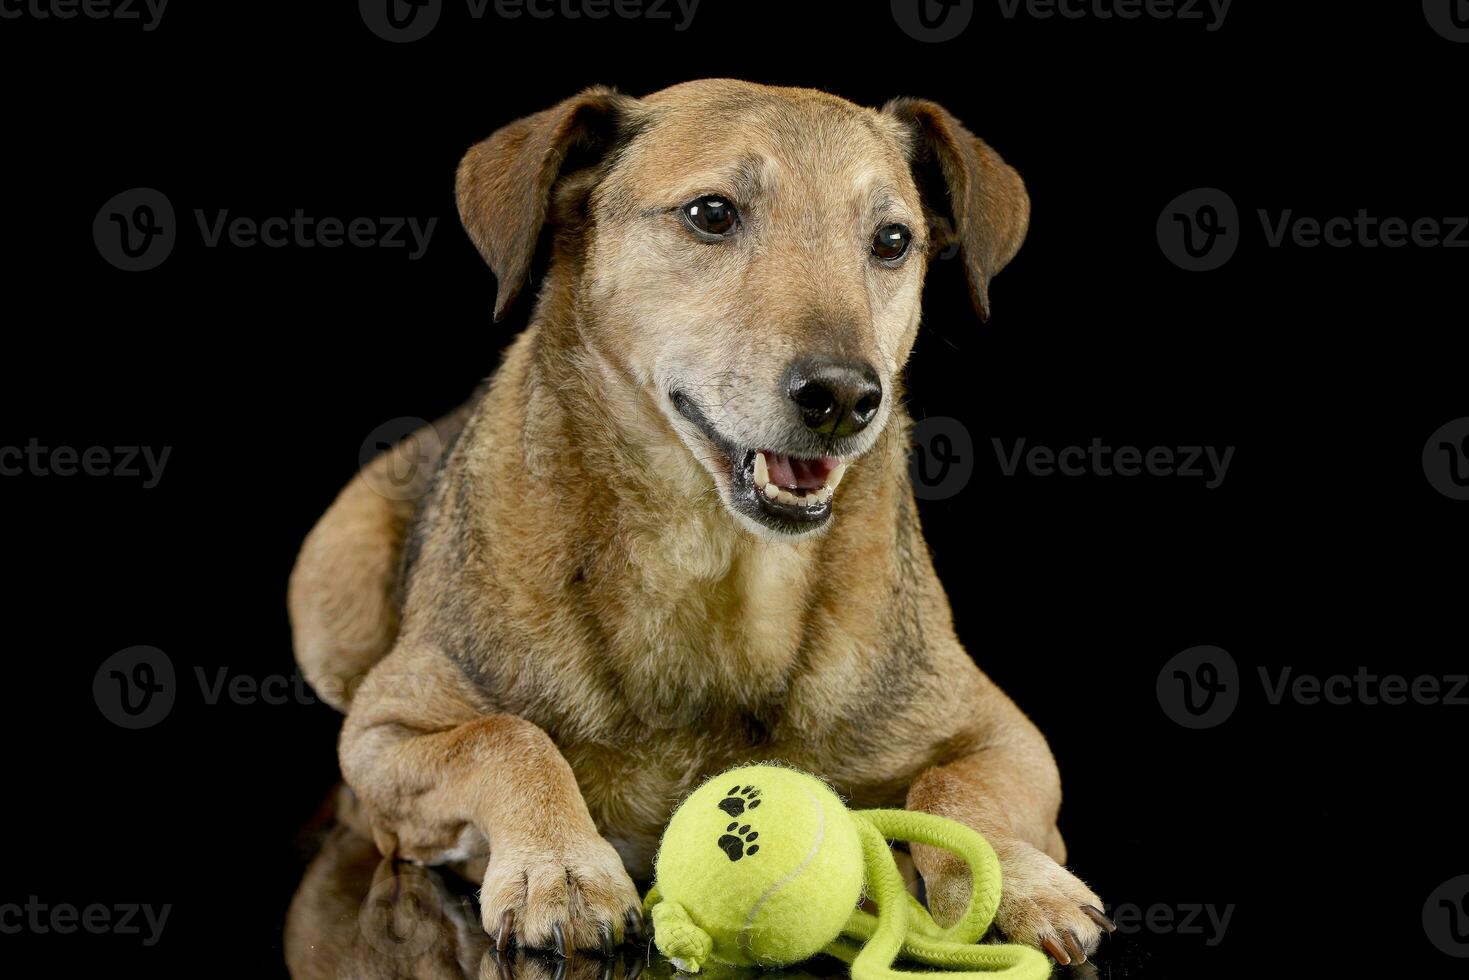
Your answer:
[340,644,640,953]
[289,407,472,712]
[906,709,1112,964]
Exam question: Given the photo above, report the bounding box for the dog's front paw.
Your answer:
[921,839,1115,966]
[479,834,642,955]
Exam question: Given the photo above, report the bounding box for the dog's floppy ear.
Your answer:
[456,86,632,321]
[884,98,1030,322]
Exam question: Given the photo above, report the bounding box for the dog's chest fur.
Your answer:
[587,502,818,723]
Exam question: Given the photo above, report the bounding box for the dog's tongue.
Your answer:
[764,452,838,490]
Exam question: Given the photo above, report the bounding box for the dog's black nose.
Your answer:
[785,357,883,438]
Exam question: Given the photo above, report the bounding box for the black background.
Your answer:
[1,1,1464,976]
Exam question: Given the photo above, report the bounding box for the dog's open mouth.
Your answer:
[734,448,846,525]
[669,390,849,534]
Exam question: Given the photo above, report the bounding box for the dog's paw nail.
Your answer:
[495,909,515,954]
[1065,929,1088,964]
[599,922,615,956]
[552,921,568,957]
[1041,935,1071,965]
[1081,904,1116,933]
[624,907,644,945]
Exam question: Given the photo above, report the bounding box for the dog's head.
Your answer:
[457,80,1028,538]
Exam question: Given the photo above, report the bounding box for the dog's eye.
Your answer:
[681,196,739,239]
[872,224,912,262]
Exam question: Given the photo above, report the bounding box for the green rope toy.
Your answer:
[643,765,1049,980]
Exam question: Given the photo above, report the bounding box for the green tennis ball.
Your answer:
[652,765,864,970]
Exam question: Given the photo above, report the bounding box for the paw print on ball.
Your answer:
[718,785,761,818]
[719,822,760,862]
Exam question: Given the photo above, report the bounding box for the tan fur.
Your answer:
[289,80,1106,960]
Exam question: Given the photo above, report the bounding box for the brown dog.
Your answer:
[289,79,1110,967]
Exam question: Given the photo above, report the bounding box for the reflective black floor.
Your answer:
[282,817,1149,980]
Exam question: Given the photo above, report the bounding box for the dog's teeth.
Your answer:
[819,486,833,504]
[777,489,800,506]
[763,482,780,500]
[827,463,847,491]
[753,452,769,488]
